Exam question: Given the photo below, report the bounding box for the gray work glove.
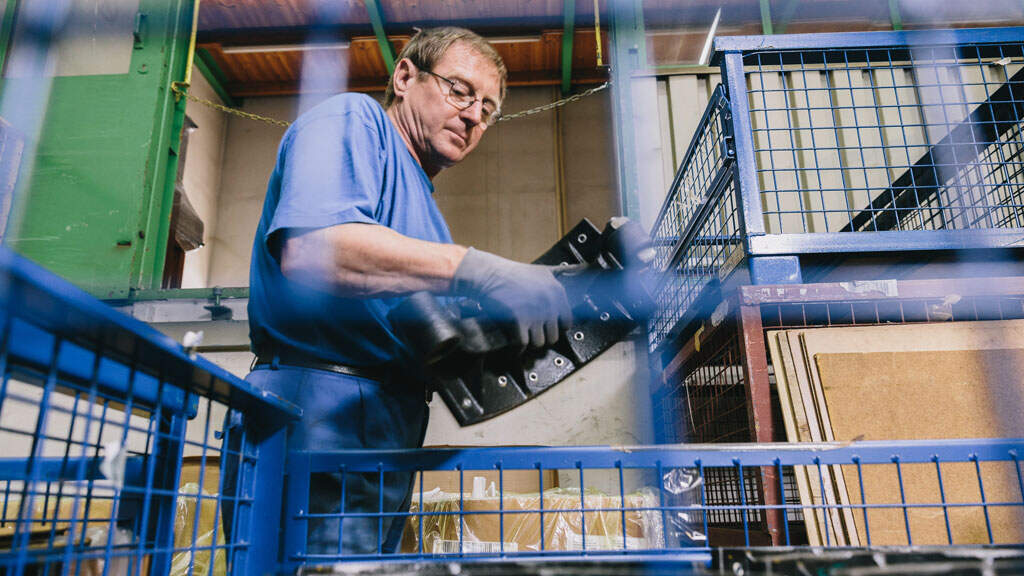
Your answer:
[452,248,573,349]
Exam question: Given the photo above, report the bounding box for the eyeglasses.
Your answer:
[423,69,501,126]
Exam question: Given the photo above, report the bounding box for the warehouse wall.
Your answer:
[206,97,292,286]
[209,86,619,282]
[180,67,229,288]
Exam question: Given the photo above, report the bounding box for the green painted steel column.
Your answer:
[760,0,774,35]
[609,0,648,220]
[561,0,576,96]
[365,0,396,76]
[0,0,19,71]
[3,0,196,297]
[143,0,194,290]
[889,0,904,30]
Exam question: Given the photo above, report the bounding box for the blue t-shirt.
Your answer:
[248,93,453,368]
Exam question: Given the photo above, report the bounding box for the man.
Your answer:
[245,27,572,554]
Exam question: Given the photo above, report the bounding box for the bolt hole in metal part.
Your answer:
[577,233,588,243]
[554,357,565,367]
[573,331,585,341]
[528,372,539,382]
[600,311,611,321]
[461,397,472,408]
[497,375,508,387]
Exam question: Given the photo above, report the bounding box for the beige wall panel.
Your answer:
[208,97,293,286]
[562,87,618,229]
[667,75,701,168]
[181,68,228,288]
[434,87,559,261]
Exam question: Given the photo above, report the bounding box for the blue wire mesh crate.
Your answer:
[0,248,298,576]
[280,439,1024,568]
[649,27,1024,353]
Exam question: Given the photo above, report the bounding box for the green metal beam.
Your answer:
[149,0,196,289]
[760,0,774,35]
[561,0,576,96]
[889,0,904,30]
[127,286,249,301]
[775,0,801,34]
[364,0,396,76]
[0,0,18,73]
[195,47,238,108]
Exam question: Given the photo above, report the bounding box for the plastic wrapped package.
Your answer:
[74,526,135,576]
[661,467,707,547]
[402,486,669,554]
[170,482,226,576]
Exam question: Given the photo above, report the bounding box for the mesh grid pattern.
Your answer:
[745,43,1024,234]
[648,176,742,352]
[0,259,277,576]
[0,332,259,576]
[650,86,731,273]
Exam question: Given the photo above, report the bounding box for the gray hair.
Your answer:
[384,27,507,108]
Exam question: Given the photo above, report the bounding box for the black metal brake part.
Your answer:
[387,217,654,426]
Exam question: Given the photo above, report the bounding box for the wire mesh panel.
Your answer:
[282,439,1024,565]
[649,175,743,353]
[650,85,733,273]
[647,86,742,352]
[0,249,296,576]
[739,36,1024,235]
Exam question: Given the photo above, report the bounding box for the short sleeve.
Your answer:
[266,113,385,239]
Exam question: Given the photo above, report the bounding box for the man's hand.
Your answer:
[451,248,573,349]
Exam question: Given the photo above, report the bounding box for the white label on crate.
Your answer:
[839,279,898,297]
[432,540,519,555]
[567,533,648,551]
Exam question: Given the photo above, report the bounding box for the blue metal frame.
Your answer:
[714,26,1024,53]
[282,438,1024,565]
[297,439,1024,471]
[0,247,297,576]
[648,26,1024,348]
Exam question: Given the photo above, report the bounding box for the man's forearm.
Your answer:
[280,223,468,298]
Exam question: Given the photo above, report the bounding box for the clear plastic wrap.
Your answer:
[661,466,707,547]
[404,481,706,554]
[170,482,226,576]
[403,468,708,555]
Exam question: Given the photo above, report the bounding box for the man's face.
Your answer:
[403,42,502,173]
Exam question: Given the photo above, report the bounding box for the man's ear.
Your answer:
[391,58,417,100]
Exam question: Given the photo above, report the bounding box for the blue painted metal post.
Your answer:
[721,51,802,284]
[283,452,312,571]
[247,424,289,575]
[148,413,188,576]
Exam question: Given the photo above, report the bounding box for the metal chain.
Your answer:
[496,82,610,122]
[172,85,293,127]
[171,81,611,128]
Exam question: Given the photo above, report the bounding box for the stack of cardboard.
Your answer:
[767,319,1024,545]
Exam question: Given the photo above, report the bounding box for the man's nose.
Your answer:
[459,99,485,125]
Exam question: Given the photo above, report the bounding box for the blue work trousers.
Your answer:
[246,364,428,556]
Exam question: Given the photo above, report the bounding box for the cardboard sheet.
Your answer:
[790,330,860,546]
[769,320,1024,546]
[767,331,825,545]
[814,349,1024,545]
